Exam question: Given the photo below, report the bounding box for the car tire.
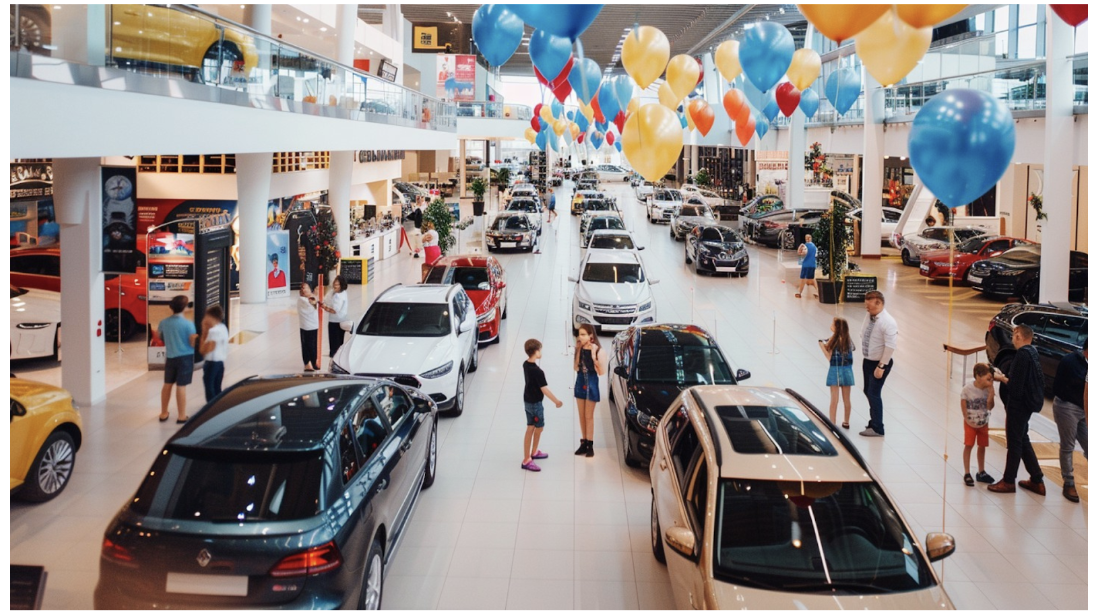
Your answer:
[360,537,385,610]
[622,425,641,468]
[901,249,917,267]
[469,346,479,372]
[651,496,666,564]
[501,301,508,320]
[21,431,76,502]
[199,41,244,86]
[105,310,136,342]
[421,421,438,489]
[51,325,61,362]
[685,252,692,264]
[452,370,465,416]
[669,228,675,238]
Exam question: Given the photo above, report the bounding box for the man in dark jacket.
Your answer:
[1052,340,1088,502]
[989,324,1047,495]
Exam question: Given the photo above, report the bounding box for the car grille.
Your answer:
[356,373,420,388]
[593,304,636,315]
[595,316,636,325]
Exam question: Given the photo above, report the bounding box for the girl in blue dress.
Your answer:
[818,317,855,429]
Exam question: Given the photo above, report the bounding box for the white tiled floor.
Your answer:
[10,181,1087,610]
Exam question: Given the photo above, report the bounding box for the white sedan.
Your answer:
[10,285,61,361]
[680,187,725,207]
[503,198,543,235]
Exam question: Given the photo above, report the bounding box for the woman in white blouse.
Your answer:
[422,221,441,264]
[323,275,350,359]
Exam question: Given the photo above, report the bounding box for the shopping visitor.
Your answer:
[422,221,441,265]
[989,325,1047,495]
[521,339,564,472]
[573,324,606,458]
[859,291,897,437]
[1052,341,1088,502]
[199,304,229,403]
[547,189,557,222]
[323,275,350,360]
[406,203,424,258]
[298,282,320,372]
[795,234,818,299]
[818,317,854,429]
[960,363,997,486]
[158,295,198,424]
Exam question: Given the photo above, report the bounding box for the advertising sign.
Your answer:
[413,22,471,53]
[102,167,138,273]
[10,161,56,248]
[146,226,196,368]
[194,214,234,354]
[437,54,475,101]
[267,230,291,299]
[755,151,789,203]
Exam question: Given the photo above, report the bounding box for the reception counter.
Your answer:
[349,227,400,261]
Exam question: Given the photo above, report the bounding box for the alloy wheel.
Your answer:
[363,553,382,610]
[38,438,74,495]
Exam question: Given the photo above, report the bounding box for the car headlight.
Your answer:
[577,300,591,311]
[477,309,496,323]
[627,401,658,434]
[16,322,53,330]
[420,361,454,379]
[574,314,591,324]
[638,302,653,312]
[330,361,349,375]
[997,270,1020,277]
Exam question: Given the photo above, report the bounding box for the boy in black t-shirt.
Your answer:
[522,339,564,472]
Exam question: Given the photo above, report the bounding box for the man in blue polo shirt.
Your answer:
[795,233,818,299]
[159,295,198,424]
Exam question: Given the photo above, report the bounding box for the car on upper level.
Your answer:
[93,374,438,610]
[635,181,656,202]
[10,376,82,502]
[968,245,1088,304]
[650,385,957,609]
[893,225,990,266]
[984,303,1087,395]
[737,195,785,233]
[919,235,1037,282]
[608,325,748,466]
[670,204,716,241]
[331,284,478,415]
[594,164,633,182]
[423,255,508,345]
[647,189,683,224]
[685,224,749,276]
[570,250,658,335]
[10,285,61,362]
[503,198,543,235]
[582,215,628,248]
[485,213,538,252]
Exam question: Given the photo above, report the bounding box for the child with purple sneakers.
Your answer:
[522,339,563,472]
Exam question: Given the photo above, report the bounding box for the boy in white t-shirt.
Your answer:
[961,363,997,486]
[200,305,230,403]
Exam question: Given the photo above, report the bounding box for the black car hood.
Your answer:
[629,383,684,414]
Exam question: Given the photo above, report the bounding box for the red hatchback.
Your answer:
[423,254,508,344]
[919,235,1036,282]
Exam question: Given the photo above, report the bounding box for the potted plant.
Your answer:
[469,176,488,217]
[423,198,457,255]
[812,200,852,304]
[694,168,714,189]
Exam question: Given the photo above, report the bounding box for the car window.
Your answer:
[581,262,644,283]
[357,302,451,337]
[10,254,60,277]
[451,295,463,333]
[713,405,838,456]
[669,418,702,485]
[353,400,388,463]
[1013,312,1047,332]
[665,403,689,442]
[1071,252,1088,268]
[452,267,491,291]
[922,228,947,242]
[373,385,414,426]
[423,266,449,284]
[589,235,634,250]
[1041,314,1083,345]
[985,239,1011,254]
[634,345,734,385]
[884,210,902,222]
[507,201,539,213]
[590,218,625,232]
[685,455,709,534]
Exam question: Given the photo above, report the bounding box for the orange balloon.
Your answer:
[687,99,715,137]
[895,4,966,29]
[797,4,890,43]
[723,89,751,126]
[735,115,756,146]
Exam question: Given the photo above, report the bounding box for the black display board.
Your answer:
[339,258,368,285]
[10,565,47,610]
[843,275,878,303]
[193,214,234,360]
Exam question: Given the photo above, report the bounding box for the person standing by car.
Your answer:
[158,295,198,424]
[521,339,564,472]
[795,234,818,299]
[298,283,320,372]
[199,305,229,403]
[859,291,897,437]
[988,325,1047,496]
[323,275,349,361]
[573,324,606,458]
[818,317,854,429]
[422,221,441,265]
[1052,341,1088,502]
[406,201,424,258]
[960,363,997,486]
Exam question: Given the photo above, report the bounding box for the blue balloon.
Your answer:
[538,117,548,130]
[505,4,603,41]
[536,130,548,150]
[590,131,604,150]
[763,100,780,123]
[679,114,688,129]
[611,75,634,111]
[825,68,861,115]
[755,112,768,138]
[799,88,820,118]
[614,141,622,153]
[551,99,563,119]
[595,121,608,133]
[529,29,572,80]
[739,22,795,93]
[908,89,1015,208]
[575,113,589,133]
[568,57,602,103]
[566,109,575,121]
[548,132,561,152]
[472,5,524,67]
[597,80,621,122]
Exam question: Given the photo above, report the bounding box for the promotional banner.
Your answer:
[10,161,56,248]
[146,227,195,368]
[413,22,471,53]
[754,151,789,203]
[102,167,138,273]
[194,214,235,355]
[138,198,239,290]
[267,230,291,299]
[437,54,476,101]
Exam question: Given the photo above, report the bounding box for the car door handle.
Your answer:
[375,478,388,493]
[401,440,413,452]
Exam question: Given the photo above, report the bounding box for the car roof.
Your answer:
[590,229,632,237]
[636,324,718,347]
[378,283,456,303]
[432,254,491,268]
[689,386,872,482]
[584,249,641,264]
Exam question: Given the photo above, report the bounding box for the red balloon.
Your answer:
[606,131,615,146]
[687,99,715,137]
[613,111,626,134]
[1052,5,1087,26]
[776,83,801,118]
[577,134,584,144]
[590,94,605,124]
[553,79,572,103]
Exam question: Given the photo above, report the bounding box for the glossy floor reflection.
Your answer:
[10,181,1086,610]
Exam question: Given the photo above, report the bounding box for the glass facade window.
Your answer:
[1018,25,1037,59]
[1019,4,1038,26]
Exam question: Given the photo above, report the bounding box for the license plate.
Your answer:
[716,267,739,272]
[500,242,516,248]
[166,573,248,597]
[967,275,981,284]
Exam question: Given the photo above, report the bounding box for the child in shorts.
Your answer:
[522,339,563,472]
[961,363,997,486]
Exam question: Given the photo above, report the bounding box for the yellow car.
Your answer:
[110,4,258,84]
[10,377,82,502]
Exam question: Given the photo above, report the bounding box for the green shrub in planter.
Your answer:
[424,198,457,255]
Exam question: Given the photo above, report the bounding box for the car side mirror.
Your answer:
[459,315,476,333]
[735,369,751,383]
[925,532,956,562]
[568,276,578,283]
[651,278,660,285]
[638,246,645,250]
[665,526,696,558]
[614,366,629,379]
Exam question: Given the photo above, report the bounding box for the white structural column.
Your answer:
[336,3,357,65]
[787,111,806,211]
[236,153,273,305]
[244,4,272,74]
[51,4,105,65]
[53,158,106,406]
[330,152,354,257]
[383,5,405,83]
[1039,10,1073,303]
[859,70,886,257]
[459,140,467,197]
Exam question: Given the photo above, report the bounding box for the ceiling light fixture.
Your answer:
[303,18,309,24]
[320,27,328,32]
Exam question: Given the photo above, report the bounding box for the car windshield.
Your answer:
[356,302,451,337]
[507,201,539,213]
[750,204,783,218]
[655,190,681,202]
[714,480,935,593]
[958,236,992,253]
[634,345,734,385]
[679,206,711,217]
[589,235,635,250]
[582,262,644,283]
[494,216,530,231]
[589,218,625,232]
[585,201,615,211]
[953,228,987,242]
[701,227,740,243]
[451,267,491,291]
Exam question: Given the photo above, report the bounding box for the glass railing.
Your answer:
[457,101,533,120]
[10,3,457,131]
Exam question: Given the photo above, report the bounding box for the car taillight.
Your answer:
[102,538,134,562]
[269,541,343,578]
[988,320,997,332]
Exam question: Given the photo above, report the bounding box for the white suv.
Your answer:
[503,198,543,235]
[595,164,633,182]
[647,189,683,224]
[650,385,957,609]
[331,284,479,415]
[569,250,658,334]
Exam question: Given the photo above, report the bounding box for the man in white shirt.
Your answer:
[860,291,897,437]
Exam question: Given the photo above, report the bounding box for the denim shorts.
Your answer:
[574,372,600,402]
[164,355,195,386]
[524,402,545,428]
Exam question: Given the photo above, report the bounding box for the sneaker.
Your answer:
[575,440,587,456]
[1018,479,1046,496]
[521,461,541,472]
[975,470,996,484]
[987,480,1016,493]
[964,473,975,487]
[531,450,549,460]
[859,428,884,437]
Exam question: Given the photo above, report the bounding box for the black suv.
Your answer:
[969,245,1088,304]
[94,374,438,609]
[608,325,749,466]
[985,303,1088,393]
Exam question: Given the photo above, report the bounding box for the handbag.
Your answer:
[340,320,354,332]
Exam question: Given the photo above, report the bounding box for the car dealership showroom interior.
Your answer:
[8,2,1093,611]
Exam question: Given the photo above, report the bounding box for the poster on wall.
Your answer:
[102,167,138,273]
[146,228,195,368]
[10,161,56,248]
[413,22,471,53]
[138,198,239,291]
[437,54,475,101]
[267,230,291,299]
[755,151,789,203]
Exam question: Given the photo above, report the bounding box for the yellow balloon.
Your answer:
[524,128,537,144]
[714,40,742,82]
[627,98,641,116]
[658,82,680,110]
[579,102,594,123]
[786,48,821,91]
[798,4,890,43]
[540,106,555,124]
[856,11,932,87]
[685,110,696,133]
[622,25,670,89]
[552,118,567,137]
[621,104,683,183]
[569,122,581,139]
[895,4,966,29]
[665,54,699,102]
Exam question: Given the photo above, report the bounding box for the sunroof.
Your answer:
[713,405,838,456]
